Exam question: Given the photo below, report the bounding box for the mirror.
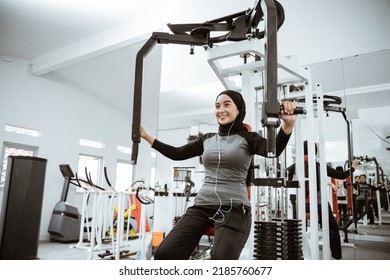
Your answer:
[308,49,390,259]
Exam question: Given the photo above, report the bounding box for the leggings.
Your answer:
[154,204,252,260]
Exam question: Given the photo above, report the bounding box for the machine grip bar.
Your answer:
[280,105,307,115]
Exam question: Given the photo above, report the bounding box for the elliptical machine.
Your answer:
[48,164,81,242]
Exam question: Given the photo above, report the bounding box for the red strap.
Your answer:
[243,123,252,132]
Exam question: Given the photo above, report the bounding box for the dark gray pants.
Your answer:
[154,204,252,260]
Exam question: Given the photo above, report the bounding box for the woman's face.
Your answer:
[215,94,239,125]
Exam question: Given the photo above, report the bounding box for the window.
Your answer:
[1,142,38,188]
[115,161,133,192]
[76,154,102,191]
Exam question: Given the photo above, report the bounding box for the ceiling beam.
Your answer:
[30,17,165,76]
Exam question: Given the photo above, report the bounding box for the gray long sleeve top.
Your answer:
[152,129,291,207]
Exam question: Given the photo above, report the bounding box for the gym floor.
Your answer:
[38,235,149,260]
[341,211,390,260]
[37,211,390,260]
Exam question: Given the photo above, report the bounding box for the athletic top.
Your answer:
[356,183,376,201]
[152,129,291,207]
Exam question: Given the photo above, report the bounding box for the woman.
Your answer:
[141,89,297,259]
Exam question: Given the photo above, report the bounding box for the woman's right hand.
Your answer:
[351,159,359,169]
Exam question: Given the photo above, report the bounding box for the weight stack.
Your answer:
[273,219,303,260]
[253,219,303,260]
[253,221,288,260]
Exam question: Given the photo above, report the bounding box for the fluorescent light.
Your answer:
[5,124,42,137]
[117,145,132,155]
[79,138,105,149]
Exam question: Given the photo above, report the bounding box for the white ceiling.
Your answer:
[1,0,390,175]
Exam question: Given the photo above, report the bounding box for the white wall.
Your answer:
[0,59,159,240]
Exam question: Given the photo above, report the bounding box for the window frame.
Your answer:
[1,142,39,189]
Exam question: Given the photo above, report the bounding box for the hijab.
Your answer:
[215,90,246,135]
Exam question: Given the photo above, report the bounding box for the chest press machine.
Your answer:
[129,0,322,260]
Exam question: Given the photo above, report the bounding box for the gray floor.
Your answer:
[37,211,390,260]
[38,236,146,260]
[340,222,390,260]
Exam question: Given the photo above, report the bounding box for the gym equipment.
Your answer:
[82,167,123,260]
[98,193,139,260]
[97,179,154,260]
[130,0,310,259]
[253,176,303,260]
[296,94,360,244]
[48,164,81,243]
[171,168,196,227]
[350,156,383,226]
[133,182,154,260]
[103,168,138,239]
[131,0,289,164]
[253,219,303,260]
[0,156,47,259]
[184,175,195,210]
[290,87,335,260]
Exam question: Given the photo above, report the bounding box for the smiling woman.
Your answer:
[139,89,296,260]
[0,0,390,266]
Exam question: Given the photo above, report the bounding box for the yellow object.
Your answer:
[113,204,137,219]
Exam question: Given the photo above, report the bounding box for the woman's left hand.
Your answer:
[280,101,297,134]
